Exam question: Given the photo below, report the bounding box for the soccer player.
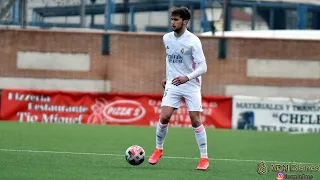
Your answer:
[148,6,209,170]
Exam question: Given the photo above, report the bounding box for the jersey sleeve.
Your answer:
[192,38,206,63]
[163,35,165,47]
[163,34,168,48]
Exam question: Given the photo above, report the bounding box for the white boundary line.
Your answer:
[288,131,311,135]
[0,148,319,165]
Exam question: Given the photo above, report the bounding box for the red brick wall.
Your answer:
[0,28,319,96]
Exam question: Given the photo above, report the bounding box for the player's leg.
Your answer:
[184,91,209,170]
[189,111,209,170]
[149,89,181,165]
[156,106,176,150]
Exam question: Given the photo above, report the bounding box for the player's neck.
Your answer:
[174,28,187,38]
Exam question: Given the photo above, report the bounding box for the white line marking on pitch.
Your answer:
[0,148,318,165]
[288,132,310,135]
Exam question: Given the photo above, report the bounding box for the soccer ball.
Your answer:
[125,145,145,166]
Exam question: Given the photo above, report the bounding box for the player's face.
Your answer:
[171,15,187,33]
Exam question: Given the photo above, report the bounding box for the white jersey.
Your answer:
[163,30,206,92]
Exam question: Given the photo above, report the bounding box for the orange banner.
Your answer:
[0,89,232,128]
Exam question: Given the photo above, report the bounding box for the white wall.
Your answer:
[225,58,320,99]
[226,85,320,99]
[247,59,320,79]
[17,51,90,71]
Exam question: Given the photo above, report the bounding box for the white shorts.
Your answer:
[161,88,203,112]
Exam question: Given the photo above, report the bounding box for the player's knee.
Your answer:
[189,112,202,128]
[160,114,171,124]
[190,118,202,128]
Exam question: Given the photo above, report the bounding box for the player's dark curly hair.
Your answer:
[170,6,191,20]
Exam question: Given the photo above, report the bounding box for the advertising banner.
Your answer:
[232,96,320,133]
[0,89,232,128]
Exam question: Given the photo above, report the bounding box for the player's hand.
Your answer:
[161,78,166,89]
[172,76,189,86]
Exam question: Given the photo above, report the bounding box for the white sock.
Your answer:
[156,121,169,150]
[193,124,208,158]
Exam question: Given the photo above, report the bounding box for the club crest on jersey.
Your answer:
[180,48,184,54]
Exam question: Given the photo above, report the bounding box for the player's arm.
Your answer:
[186,61,207,81]
[162,35,167,89]
[161,78,166,89]
[172,61,207,86]
[187,38,207,80]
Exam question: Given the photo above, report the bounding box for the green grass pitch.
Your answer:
[0,121,319,180]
